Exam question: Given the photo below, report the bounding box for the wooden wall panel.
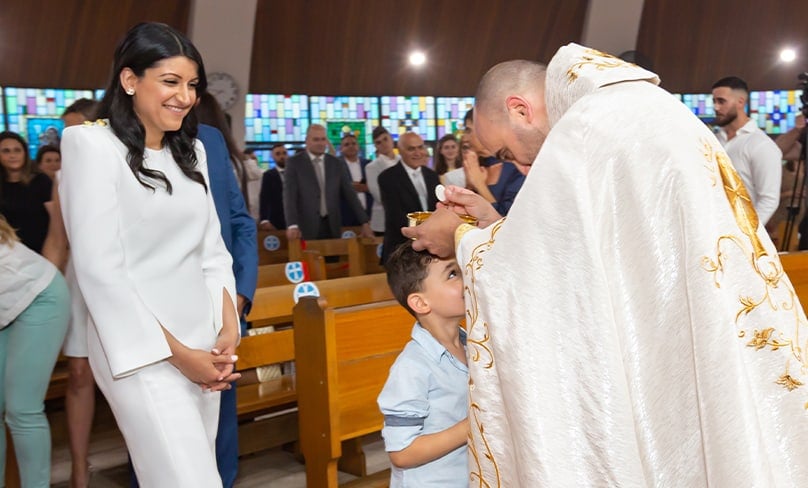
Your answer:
[637,0,808,93]
[0,0,191,89]
[249,0,588,96]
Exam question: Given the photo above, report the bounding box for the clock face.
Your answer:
[207,72,240,110]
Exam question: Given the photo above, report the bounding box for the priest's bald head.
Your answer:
[473,60,550,167]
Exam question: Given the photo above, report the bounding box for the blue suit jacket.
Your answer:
[198,124,258,316]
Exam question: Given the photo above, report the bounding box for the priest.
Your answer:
[404,43,808,486]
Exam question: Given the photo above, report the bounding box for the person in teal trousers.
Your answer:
[0,214,69,487]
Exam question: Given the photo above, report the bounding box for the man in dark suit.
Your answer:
[338,133,373,226]
[378,131,439,264]
[258,143,288,230]
[284,124,373,240]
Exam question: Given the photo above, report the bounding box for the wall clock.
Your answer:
[207,72,240,110]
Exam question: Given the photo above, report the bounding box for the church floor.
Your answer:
[47,399,390,487]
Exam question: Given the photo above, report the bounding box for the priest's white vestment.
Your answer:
[459,43,808,487]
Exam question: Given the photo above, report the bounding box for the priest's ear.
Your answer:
[505,95,535,124]
[406,292,431,316]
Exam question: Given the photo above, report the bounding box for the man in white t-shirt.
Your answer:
[365,126,400,235]
[712,76,783,226]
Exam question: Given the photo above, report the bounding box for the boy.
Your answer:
[377,242,469,487]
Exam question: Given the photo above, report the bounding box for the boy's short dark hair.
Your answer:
[386,242,436,317]
[372,126,389,141]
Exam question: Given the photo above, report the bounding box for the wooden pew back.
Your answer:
[234,328,298,455]
[256,250,326,288]
[356,236,385,275]
[257,229,291,265]
[294,297,411,487]
[779,251,808,307]
[289,237,361,279]
[247,273,392,327]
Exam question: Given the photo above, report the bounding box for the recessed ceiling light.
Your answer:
[409,51,426,67]
[780,48,797,63]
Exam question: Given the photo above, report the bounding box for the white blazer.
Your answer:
[60,122,237,378]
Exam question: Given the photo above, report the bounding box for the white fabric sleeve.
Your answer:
[195,143,239,336]
[749,137,783,225]
[59,126,171,377]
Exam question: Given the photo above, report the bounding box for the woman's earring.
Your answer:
[126,88,135,96]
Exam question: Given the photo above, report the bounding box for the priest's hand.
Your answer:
[401,207,462,258]
[439,185,502,228]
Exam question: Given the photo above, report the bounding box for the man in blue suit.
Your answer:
[130,124,257,488]
[198,123,258,487]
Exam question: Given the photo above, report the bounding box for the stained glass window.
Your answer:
[244,94,309,142]
[436,97,474,138]
[310,96,379,157]
[380,96,436,141]
[749,90,803,134]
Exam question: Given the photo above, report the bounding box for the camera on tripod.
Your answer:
[799,72,808,117]
[782,72,808,251]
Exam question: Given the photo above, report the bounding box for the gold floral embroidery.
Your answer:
[469,398,501,488]
[777,373,804,391]
[700,140,808,395]
[566,48,636,82]
[700,139,718,186]
[747,328,791,351]
[464,218,504,487]
[465,218,505,369]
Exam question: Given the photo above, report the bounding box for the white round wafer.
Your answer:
[435,184,446,202]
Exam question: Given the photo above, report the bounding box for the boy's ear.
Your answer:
[407,292,430,315]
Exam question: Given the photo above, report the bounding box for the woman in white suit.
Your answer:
[59,23,240,487]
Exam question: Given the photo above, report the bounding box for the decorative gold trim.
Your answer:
[700,139,808,396]
[464,218,505,487]
[455,222,478,248]
[566,48,637,82]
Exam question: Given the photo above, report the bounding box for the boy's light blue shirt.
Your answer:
[377,322,469,487]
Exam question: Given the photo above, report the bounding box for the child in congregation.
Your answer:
[377,242,470,487]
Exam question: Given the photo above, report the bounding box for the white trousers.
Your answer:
[88,324,222,488]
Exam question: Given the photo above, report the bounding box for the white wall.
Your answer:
[581,0,645,57]
[188,0,258,148]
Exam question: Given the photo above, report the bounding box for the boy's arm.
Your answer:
[388,418,469,469]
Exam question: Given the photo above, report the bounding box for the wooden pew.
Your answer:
[289,237,361,279]
[236,273,394,456]
[247,273,392,327]
[235,328,298,456]
[779,251,808,306]
[4,430,20,488]
[356,236,385,275]
[257,229,291,265]
[255,250,326,288]
[294,297,413,487]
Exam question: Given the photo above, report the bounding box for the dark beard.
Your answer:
[716,111,737,127]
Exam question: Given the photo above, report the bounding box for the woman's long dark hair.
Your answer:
[0,131,35,184]
[97,22,207,193]
[434,134,463,175]
[195,92,249,200]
